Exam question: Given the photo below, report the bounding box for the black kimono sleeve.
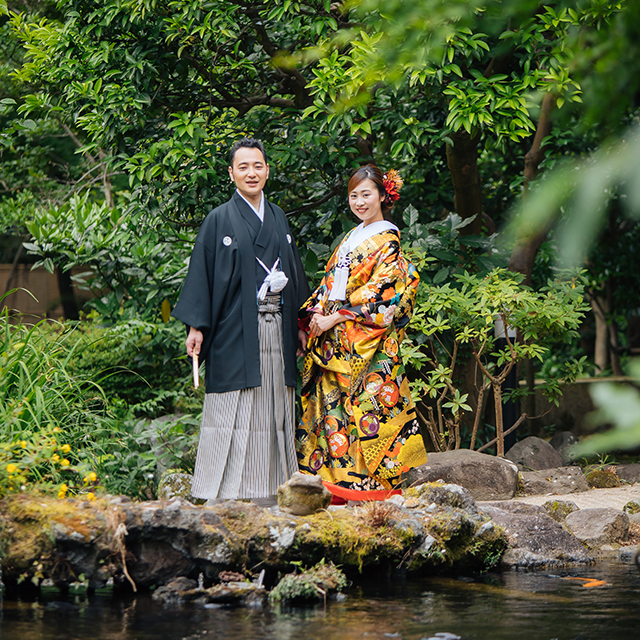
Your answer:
[171,218,215,334]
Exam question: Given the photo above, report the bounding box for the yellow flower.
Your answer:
[88,472,97,483]
[61,459,70,467]
[52,454,60,462]
[20,441,27,448]
[53,427,61,433]
[61,444,71,453]
[86,492,96,501]
[6,464,17,474]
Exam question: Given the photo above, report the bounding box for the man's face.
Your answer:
[228,147,269,200]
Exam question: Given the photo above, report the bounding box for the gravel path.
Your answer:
[479,484,640,510]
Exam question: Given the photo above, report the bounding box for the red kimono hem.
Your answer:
[322,481,402,504]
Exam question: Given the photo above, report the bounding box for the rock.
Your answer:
[405,482,477,513]
[542,499,579,522]
[0,488,508,590]
[158,471,204,504]
[268,561,347,603]
[585,468,621,488]
[276,472,332,516]
[184,581,267,607]
[403,450,519,500]
[152,577,197,604]
[505,436,564,471]
[616,463,640,484]
[519,466,589,496]
[549,431,580,465]
[480,501,594,567]
[564,508,630,548]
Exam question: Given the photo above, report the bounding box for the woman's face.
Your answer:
[349,178,384,227]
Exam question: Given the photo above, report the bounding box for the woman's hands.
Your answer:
[309,311,346,337]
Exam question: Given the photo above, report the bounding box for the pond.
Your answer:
[2,558,639,640]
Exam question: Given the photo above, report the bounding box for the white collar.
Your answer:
[340,220,398,254]
[237,190,264,222]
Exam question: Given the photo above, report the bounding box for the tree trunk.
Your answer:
[509,92,557,285]
[445,130,483,235]
[56,268,80,320]
[591,294,609,373]
[492,381,505,456]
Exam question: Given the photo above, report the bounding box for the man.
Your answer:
[172,138,310,506]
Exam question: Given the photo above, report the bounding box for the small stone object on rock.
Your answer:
[218,571,245,582]
[549,431,580,465]
[585,468,621,489]
[564,508,630,548]
[505,436,564,471]
[403,449,519,500]
[277,472,332,516]
[542,499,579,522]
[158,470,204,505]
[518,466,589,496]
[623,500,640,525]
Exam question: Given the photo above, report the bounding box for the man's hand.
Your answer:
[186,327,203,358]
[309,311,345,337]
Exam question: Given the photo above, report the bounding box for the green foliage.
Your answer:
[25,192,193,321]
[64,318,195,416]
[0,290,104,496]
[0,290,199,500]
[573,359,640,456]
[404,268,588,452]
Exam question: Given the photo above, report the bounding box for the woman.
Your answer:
[296,164,427,502]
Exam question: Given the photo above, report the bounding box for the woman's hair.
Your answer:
[347,164,394,214]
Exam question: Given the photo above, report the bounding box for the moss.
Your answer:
[293,507,410,571]
[623,500,640,515]
[269,560,347,603]
[542,500,579,522]
[585,469,620,488]
[157,471,204,504]
[0,493,110,580]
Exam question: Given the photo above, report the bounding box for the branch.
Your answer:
[476,413,527,453]
[286,184,343,217]
[416,404,444,452]
[469,381,489,451]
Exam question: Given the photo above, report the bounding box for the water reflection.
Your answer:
[2,560,639,640]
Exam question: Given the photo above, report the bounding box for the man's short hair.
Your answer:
[229,138,267,166]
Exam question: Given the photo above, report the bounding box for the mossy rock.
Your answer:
[585,469,621,488]
[158,470,204,505]
[623,500,640,515]
[269,561,347,603]
[542,499,579,522]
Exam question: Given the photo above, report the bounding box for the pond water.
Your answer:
[2,558,639,640]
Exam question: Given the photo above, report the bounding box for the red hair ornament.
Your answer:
[383,169,403,206]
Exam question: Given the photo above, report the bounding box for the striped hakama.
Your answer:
[190,296,298,500]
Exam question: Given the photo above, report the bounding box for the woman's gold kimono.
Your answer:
[297,227,427,499]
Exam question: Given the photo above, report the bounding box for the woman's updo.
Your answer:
[347,164,399,214]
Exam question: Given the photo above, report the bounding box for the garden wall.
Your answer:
[0,264,89,320]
